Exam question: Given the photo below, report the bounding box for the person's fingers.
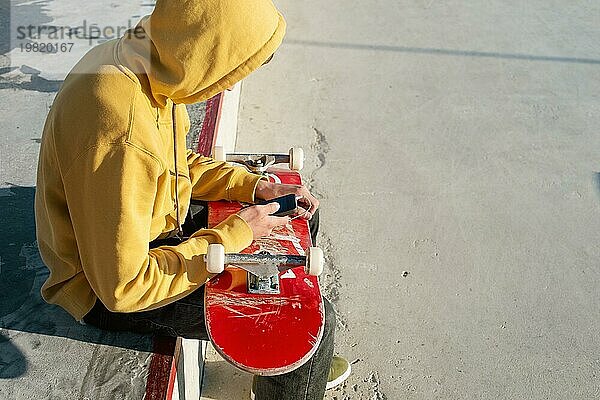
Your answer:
[267,215,291,227]
[258,202,280,215]
[308,201,319,216]
[296,196,309,208]
[294,205,312,220]
[295,205,308,215]
[297,188,319,216]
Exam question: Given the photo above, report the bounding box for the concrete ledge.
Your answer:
[214,83,241,155]
[172,339,207,400]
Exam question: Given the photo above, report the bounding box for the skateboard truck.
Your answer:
[204,244,324,294]
[213,146,304,174]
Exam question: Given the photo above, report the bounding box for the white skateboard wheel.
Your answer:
[213,146,226,162]
[205,244,225,274]
[306,247,324,276]
[289,147,304,171]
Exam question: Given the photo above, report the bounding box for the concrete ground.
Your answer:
[2,0,600,399]
[237,1,600,399]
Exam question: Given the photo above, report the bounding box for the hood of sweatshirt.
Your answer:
[116,0,286,107]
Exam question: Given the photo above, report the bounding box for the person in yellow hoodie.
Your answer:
[35,0,350,398]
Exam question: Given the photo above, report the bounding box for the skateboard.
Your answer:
[203,148,325,376]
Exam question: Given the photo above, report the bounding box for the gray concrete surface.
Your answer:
[2,0,600,399]
[237,1,600,399]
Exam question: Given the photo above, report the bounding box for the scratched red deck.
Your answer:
[204,168,325,375]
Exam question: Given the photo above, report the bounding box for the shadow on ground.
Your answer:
[0,70,63,92]
[0,185,155,379]
[0,65,63,92]
[0,0,53,56]
[0,0,10,56]
[0,332,27,379]
[286,38,600,65]
[0,2,64,92]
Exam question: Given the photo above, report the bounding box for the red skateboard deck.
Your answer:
[204,168,325,376]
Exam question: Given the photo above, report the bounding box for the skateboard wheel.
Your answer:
[206,244,225,274]
[306,247,324,276]
[213,146,226,162]
[289,147,304,171]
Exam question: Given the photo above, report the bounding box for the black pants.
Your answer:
[83,205,334,400]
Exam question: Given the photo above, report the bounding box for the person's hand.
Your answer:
[237,203,290,240]
[255,180,320,220]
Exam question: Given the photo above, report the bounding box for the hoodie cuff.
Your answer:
[226,170,266,203]
[191,213,254,253]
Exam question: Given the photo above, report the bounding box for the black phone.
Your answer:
[257,194,298,217]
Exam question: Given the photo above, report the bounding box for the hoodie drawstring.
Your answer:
[172,104,184,239]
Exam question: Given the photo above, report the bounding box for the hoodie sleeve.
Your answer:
[63,143,253,312]
[186,149,265,203]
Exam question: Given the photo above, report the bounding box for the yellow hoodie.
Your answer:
[35,0,286,320]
